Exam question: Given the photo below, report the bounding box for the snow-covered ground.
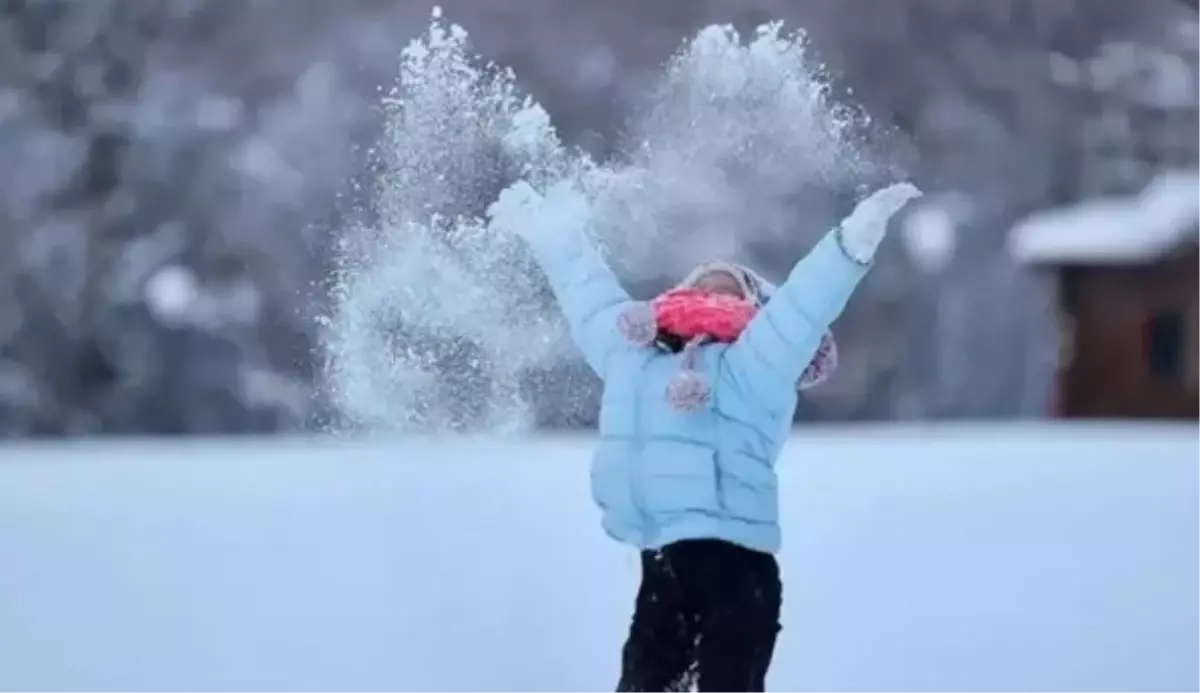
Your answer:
[0,424,1196,692]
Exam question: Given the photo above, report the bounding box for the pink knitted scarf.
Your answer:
[617,288,838,411]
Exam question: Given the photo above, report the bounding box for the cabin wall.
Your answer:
[1057,247,1198,418]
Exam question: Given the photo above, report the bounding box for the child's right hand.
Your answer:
[490,179,590,240]
[489,180,541,237]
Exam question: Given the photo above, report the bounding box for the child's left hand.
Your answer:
[839,182,923,264]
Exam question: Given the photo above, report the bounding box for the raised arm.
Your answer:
[720,183,922,405]
[490,180,635,377]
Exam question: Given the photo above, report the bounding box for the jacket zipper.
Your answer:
[631,354,650,544]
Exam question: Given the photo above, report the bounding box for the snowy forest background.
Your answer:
[0,0,1196,436]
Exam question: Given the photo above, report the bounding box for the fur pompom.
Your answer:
[617,302,658,346]
[666,370,711,412]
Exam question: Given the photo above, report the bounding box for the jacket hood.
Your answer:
[676,262,777,308]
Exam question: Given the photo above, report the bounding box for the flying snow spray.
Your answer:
[322,7,880,433]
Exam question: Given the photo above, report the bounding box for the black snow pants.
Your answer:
[616,539,782,692]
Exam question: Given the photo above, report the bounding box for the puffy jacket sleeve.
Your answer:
[523,219,636,378]
[720,227,870,404]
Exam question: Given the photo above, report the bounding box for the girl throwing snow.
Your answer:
[491,180,921,692]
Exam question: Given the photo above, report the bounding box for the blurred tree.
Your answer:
[0,0,1195,434]
[0,0,382,434]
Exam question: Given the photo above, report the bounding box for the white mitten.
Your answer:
[489,179,541,237]
[837,182,923,264]
[488,179,590,241]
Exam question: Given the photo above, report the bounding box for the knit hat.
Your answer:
[618,262,839,411]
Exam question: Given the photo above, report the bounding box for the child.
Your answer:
[491,180,921,692]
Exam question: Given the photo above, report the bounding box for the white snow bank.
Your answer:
[0,425,1196,691]
[1009,168,1200,264]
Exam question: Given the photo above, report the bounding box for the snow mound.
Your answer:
[0,425,1195,691]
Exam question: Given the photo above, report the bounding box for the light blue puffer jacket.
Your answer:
[522,194,871,555]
